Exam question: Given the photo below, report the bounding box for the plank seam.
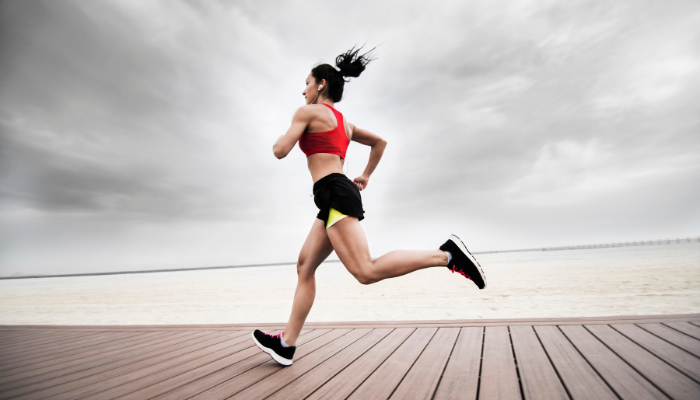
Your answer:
[556,325,623,400]
[507,326,526,400]
[301,328,396,400]
[636,324,700,360]
[430,328,461,400]
[386,328,439,400]
[690,322,700,328]
[226,328,367,399]
[610,325,700,385]
[70,331,238,400]
[531,326,572,400]
[104,333,264,399]
[474,326,486,400]
[582,325,673,400]
[662,322,700,341]
[153,329,327,400]
[342,328,416,400]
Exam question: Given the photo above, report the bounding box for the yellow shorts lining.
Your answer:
[326,207,349,229]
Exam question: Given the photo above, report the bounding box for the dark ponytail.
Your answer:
[311,46,376,102]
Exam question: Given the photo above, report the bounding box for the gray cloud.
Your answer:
[1,0,699,275]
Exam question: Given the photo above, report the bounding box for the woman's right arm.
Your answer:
[349,124,387,190]
[273,107,312,159]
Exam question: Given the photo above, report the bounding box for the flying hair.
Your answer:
[311,45,377,103]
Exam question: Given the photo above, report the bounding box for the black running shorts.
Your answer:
[312,173,365,226]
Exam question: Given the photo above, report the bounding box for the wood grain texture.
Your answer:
[9,331,223,400]
[389,328,460,400]
[638,323,700,357]
[347,328,437,400]
[2,317,700,400]
[149,329,329,400]
[509,325,568,400]
[189,328,356,400]
[0,331,210,399]
[432,327,483,400]
[614,324,700,382]
[587,324,700,399]
[533,325,617,400]
[478,326,522,400]
[0,330,176,389]
[266,329,394,400]
[664,322,700,340]
[307,328,414,400]
[227,329,372,400]
[560,325,668,400]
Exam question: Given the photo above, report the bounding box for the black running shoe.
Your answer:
[252,330,296,366]
[440,234,487,289]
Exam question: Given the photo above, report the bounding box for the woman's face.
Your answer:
[303,73,323,105]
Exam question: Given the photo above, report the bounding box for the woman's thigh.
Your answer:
[297,218,335,280]
[326,217,373,277]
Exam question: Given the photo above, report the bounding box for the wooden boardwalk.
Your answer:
[1,314,699,399]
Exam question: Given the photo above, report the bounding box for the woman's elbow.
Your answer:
[272,144,287,159]
[273,149,287,159]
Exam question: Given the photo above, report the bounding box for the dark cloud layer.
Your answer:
[1,0,699,275]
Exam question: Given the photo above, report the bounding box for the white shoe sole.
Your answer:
[450,234,487,289]
[251,332,293,366]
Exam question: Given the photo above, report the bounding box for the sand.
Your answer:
[0,243,698,325]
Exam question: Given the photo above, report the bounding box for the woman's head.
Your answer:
[304,46,375,104]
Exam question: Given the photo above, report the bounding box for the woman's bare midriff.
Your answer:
[307,153,345,183]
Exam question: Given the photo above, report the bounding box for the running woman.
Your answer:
[252,47,486,366]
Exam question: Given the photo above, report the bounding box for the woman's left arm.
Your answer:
[349,124,387,190]
[273,107,312,159]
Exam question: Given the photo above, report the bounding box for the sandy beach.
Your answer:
[1,243,698,325]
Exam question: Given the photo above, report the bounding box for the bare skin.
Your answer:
[272,73,448,345]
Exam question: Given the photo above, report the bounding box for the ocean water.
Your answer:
[0,243,698,325]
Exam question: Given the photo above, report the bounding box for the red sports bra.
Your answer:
[299,103,350,159]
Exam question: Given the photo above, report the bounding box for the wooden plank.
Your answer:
[509,325,568,400]
[227,329,372,400]
[0,331,122,364]
[6,331,220,400]
[0,331,59,348]
[534,326,617,400]
[0,331,149,373]
[613,324,700,382]
[347,328,436,400]
[0,331,200,396]
[266,329,394,400]
[187,328,355,400]
[307,328,415,400]
[134,329,328,400]
[75,331,256,399]
[664,322,700,340]
[587,324,700,399]
[0,330,71,347]
[478,326,522,400]
[389,328,460,399]
[41,331,240,400]
[0,331,105,361]
[559,325,667,400]
[638,323,700,357]
[433,327,483,400]
[0,330,166,387]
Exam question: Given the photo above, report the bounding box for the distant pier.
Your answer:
[475,236,700,255]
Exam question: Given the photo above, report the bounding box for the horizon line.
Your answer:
[2,236,697,280]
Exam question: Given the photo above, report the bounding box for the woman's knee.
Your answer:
[296,258,316,281]
[348,262,378,285]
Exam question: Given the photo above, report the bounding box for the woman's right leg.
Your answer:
[282,218,334,346]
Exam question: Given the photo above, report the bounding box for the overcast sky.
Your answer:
[1,0,699,276]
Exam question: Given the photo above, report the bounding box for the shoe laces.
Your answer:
[451,264,472,280]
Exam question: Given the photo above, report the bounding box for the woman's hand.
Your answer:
[353,175,369,191]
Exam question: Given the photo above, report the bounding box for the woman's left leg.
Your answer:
[326,217,448,284]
